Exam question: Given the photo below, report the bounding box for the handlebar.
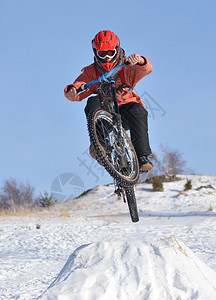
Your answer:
[77,61,130,94]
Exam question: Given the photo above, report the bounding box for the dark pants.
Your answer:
[84,96,152,157]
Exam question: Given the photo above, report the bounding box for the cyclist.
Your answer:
[64,30,153,172]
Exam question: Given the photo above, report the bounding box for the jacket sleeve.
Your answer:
[64,65,97,102]
[124,56,153,88]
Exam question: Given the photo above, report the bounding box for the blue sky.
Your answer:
[0,0,215,196]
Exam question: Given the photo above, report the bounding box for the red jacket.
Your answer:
[64,56,153,107]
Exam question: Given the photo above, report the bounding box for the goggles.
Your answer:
[97,48,117,60]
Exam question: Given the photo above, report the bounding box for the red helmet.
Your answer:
[92,30,121,72]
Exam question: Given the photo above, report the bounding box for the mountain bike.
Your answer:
[77,62,140,222]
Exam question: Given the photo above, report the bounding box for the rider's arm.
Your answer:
[124,56,153,87]
[64,64,97,102]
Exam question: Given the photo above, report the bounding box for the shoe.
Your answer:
[138,155,153,173]
[89,144,97,160]
[89,144,104,166]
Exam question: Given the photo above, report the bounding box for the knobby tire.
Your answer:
[125,185,139,222]
[87,109,139,187]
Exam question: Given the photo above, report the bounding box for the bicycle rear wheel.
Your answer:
[124,185,139,222]
[87,109,139,186]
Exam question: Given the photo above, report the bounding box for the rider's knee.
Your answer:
[84,96,100,116]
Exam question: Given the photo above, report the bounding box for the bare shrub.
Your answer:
[151,144,193,176]
[0,178,39,212]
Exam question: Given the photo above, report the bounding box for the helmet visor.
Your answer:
[97,49,117,60]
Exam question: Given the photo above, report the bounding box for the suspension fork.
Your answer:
[96,82,125,153]
[96,88,111,151]
[110,81,125,145]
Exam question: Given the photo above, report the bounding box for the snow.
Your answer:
[1,175,216,299]
[39,239,216,300]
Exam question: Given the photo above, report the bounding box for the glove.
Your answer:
[65,85,77,99]
[127,54,145,65]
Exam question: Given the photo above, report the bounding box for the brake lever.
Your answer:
[77,84,86,95]
[124,60,131,66]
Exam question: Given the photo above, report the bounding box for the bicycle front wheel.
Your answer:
[87,109,139,186]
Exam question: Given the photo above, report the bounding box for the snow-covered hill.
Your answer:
[39,238,216,300]
[1,175,216,299]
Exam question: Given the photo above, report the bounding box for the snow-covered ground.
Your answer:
[1,175,216,299]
